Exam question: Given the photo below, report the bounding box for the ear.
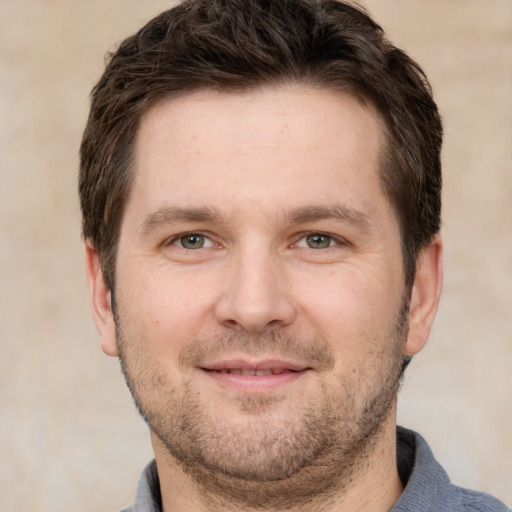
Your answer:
[405,234,443,356]
[84,241,119,357]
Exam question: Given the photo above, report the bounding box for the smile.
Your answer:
[200,358,309,373]
[198,359,311,392]
[209,368,294,376]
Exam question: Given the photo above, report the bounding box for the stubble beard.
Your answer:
[115,300,409,510]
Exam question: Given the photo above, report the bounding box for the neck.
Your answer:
[152,412,403,512]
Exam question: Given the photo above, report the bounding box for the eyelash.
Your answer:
[165,231,216,249]
[164,231,348,250]
[293,232,349,250]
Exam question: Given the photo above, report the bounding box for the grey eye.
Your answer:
[306,234,333,249]
[180,234,206,249]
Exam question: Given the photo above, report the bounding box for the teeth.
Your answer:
[255,369,272,376]
[219,368,285,376]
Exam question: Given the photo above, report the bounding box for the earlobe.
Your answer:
[405,235,443,356]
[84,242,119,357]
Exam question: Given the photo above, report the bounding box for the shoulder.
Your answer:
[118,460,162,512]
[452,486,511,512]
[394,427,510,512]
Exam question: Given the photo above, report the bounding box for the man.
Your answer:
[79,0,509,511]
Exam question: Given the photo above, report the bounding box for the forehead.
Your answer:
[137,85,383,156]
[130,85,388,223]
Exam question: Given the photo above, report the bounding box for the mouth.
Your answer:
[209,368,297,376]
[199,359,311,391]
[201,358,309,373]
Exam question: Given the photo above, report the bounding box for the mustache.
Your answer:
[179,330,335,371]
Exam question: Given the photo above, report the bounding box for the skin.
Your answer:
[86,85,442,512]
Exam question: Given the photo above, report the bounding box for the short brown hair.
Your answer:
[79,0,442,289]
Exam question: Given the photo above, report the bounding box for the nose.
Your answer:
[214,247,297,333]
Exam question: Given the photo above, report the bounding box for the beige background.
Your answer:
[1,1,511,510]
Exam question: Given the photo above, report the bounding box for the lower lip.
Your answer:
[201,369,308,392]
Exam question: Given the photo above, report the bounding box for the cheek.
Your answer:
[295,264,403,351]
[116,261,219,351]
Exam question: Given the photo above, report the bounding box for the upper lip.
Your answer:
[200,358,310,372]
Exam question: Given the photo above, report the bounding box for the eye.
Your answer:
[296,233,337,249]
[172,233,214,249]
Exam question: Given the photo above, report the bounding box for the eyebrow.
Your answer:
[287,205,372,232]
[138,206,223,234]
[137,203,372,235]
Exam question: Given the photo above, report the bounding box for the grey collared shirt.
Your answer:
[120,427,510,512]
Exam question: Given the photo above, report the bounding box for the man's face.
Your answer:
[90,86,436,496]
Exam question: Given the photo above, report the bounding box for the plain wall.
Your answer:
[1,1,510,510]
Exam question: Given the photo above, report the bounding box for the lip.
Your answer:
[199,358,311,392]
[203,358,309,372]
